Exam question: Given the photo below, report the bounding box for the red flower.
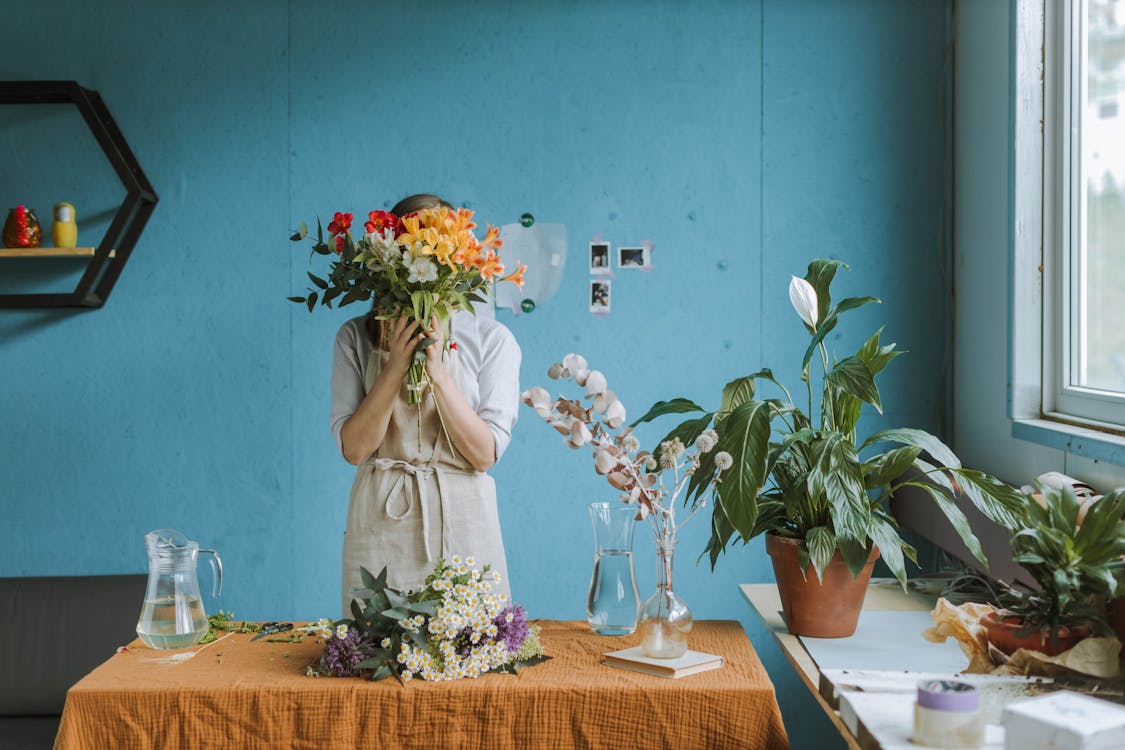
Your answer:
[327,211,353,235]
[334,235,345,254]
[364,210,403,237]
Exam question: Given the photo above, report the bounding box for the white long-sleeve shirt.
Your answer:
[330,311,522,463]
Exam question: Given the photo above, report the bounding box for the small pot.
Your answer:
[979,611,1091,657]
[1108,596,1125,656]
[765,533,880,638]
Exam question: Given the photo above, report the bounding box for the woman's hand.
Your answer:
[385,316,423,380]
[424,315,453,388]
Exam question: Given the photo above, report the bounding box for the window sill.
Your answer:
[1011,417,1125,465]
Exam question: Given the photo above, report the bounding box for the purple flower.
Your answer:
[317,628,377,677]
[493,605,529,653]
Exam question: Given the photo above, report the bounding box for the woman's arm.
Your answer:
[339,318,421,465]
[426,320,500,473]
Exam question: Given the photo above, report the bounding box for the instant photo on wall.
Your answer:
[589,241,611,274]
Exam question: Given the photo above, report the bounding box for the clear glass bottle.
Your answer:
[638,537,693,658]
[586,502,640,635]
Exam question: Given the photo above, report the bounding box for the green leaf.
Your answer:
[862,428,961,470]
[831,296,880,317]
[719,376,755,418]
[863,446,922,489]
[804,258,848,327]
[631,398,705,427]
[947,468,1025,530]
[289,232,303,242]
[714,400,774,540]
[857,327,902,376]
[287,295,305,304]
[801,313,840,378]
[806,526,837,583]
[904,481,986,567]
[868,515,910,590]
[306,291,318,312]
[307,272,328,289]
[825,357,882,414]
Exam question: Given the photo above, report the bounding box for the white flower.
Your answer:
[714,451,733,471]
[562,353,588,375]
[695,429,719,453]
[594,448,618,475]
[603,399,626,429]
[788,276,819,329]
[584,370,608,396]
[335,624,349,639]
[547,362,567,380]
[402,251,439,283]
[566,420,592,449]
[645,456,658,471]
[620,434,640,453]
[659,438,686,469]
[381,637,391,648]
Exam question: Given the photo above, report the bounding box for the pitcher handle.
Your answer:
[199,549,223,597]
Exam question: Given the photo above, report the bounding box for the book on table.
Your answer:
[602,646,723,678]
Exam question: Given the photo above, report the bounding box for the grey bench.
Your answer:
[0,575,145,750]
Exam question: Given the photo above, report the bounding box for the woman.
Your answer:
[330,194,521,615]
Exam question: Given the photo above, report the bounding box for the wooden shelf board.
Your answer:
[0,247,115,258]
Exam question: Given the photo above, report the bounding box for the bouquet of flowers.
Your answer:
[521,354,733,548]
[308,556,547,682]
[289,207,526,404]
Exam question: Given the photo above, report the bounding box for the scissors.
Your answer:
[251,622,293,641]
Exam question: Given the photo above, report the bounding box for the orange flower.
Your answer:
[327,212,352,235]
[481,225,502,250]
[473,250,505,282]
[500,262,527,288]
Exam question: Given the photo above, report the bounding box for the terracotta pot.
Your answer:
[1109,597,1125,656]
[765,533,879,638]
[979,611,1091,657]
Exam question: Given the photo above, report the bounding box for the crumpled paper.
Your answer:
[922,597,1122,678]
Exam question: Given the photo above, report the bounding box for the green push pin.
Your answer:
[519,212,535,227]
[520,299,536,313]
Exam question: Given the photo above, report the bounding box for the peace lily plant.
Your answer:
[636,260,1026,598]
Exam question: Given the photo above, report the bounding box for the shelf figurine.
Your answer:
[3,205,42,248]
[52,202,77,248]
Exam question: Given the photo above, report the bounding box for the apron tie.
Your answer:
[372,458,478,562]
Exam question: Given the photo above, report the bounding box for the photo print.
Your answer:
[590,279,611,313]
[617,246,649,269]
[589,241,611,274]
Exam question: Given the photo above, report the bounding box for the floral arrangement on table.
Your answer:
[289,206,526,404]
[521,354,733,549]
[307,556,547,682]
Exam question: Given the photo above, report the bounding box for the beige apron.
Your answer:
[341,346,510,616]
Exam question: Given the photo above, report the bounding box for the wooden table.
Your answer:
[54,619,789,750]
[741,580,1050,750]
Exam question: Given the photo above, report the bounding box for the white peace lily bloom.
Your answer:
[788,276,819,329]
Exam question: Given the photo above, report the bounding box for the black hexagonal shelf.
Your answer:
[0,80,158,308]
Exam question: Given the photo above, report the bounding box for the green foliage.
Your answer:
[995,485,1125,634]
[643,258,1020,588]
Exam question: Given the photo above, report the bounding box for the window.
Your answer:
[1043,0,1125,430]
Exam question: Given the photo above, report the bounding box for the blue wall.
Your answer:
[1,2,949,746]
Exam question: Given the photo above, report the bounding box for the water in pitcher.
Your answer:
[587,550,639,635]
[136,595,208,649]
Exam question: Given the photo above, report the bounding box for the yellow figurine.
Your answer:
[52,202,77,248]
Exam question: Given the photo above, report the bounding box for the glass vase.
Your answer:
[586,502,640,635]
[638,538,693,658]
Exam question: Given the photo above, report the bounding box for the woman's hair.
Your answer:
[369,193,455,345]
[390,193,453,216]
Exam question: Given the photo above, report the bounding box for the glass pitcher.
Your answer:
[136,529,222,649]
[586,502,640,635]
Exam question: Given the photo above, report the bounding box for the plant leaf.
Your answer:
[825,357,882,414]
[868,514,909,590]
[718,376,755,419]
[864,446,923,489]
[803,258,848,326]
[806,526,837,584]
[714,400,774,540]
[903,481,986,567]
[631,398,705,427]
[862,428,961,470]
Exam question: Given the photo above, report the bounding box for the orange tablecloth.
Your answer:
[54,619,788,750]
